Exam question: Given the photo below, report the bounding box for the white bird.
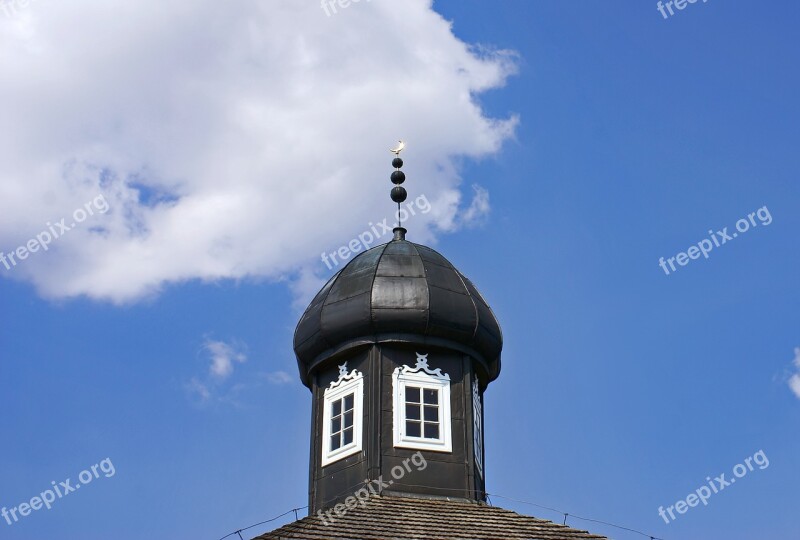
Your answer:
[390,140,406,155]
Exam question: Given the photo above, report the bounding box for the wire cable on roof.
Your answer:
[215,506,308,540]
[488,493,666,540]
[384,483,667,539]
[215,489,665,540]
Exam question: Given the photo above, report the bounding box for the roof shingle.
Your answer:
[253,496,608,540]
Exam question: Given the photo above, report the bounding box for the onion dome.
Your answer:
[294,228,502,387]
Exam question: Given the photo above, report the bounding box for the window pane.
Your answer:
[343,411,353,429]
[406,403,420,420]
[332,400,342,417]
[424,405,438,422]
[343,427,353,446]
[331,417,341,434]
[424,423,440,439]
[331,434,341,451]
[406,421,421,437]
[406,387,420,403]
[423,389,438,405]
[344,393,354,412]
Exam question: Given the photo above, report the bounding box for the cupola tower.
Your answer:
[293,145,503,514]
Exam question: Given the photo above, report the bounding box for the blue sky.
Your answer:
[1,1,798,539]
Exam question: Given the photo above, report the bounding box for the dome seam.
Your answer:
[315,272,343,352]
[450,268,481,348]
[408,241,432,336]
[366,243,386,335]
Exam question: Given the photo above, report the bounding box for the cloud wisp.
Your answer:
[788,347,800,399]
[187,338,295,405]
[187,338,248,405]
[205,340,247,381]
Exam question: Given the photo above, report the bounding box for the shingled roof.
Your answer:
[253,496,608,540]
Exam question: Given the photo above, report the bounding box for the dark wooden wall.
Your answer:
[309,343,486,513]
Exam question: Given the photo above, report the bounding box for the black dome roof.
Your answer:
[294,230,502,387]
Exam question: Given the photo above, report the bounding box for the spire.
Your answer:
[389,139,407,239]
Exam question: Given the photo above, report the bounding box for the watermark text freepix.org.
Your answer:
[0,0,37,18]
[317,451,426,525]
[657,0,709,20]
[320,0,371,17]
[1,194,109,271]
[658,449,769,524]
[2,458,116,526]
[658,205,771,276]
[321,193,431,270]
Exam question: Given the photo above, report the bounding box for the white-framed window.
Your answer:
[472,378,484,476]
[321,363,364,467]
[392,353,452,453]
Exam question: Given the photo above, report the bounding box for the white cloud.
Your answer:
[204,339,247,380]
[187,338,248,404]
[460,184,491,227]
[0,0,517,304]
[789,347,800,400]
[186,377,211,403]
[264,371,293,385]
[789,375,800,400]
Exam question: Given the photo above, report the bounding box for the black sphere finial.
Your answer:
[391,186,407,203]
[391,170,405,185]
[389,140,408,229]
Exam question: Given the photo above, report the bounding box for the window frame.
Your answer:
[392,353,452,453]
[321,363,364,467]
[472,378,484,476]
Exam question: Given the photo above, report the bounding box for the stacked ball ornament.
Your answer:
[390,157,407,203]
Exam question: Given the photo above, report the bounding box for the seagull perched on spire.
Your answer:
[390,140,405,155]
